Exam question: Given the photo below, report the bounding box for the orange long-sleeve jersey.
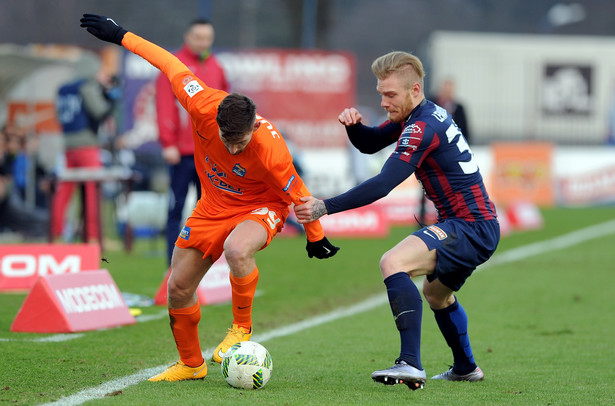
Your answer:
[122,32,324,242]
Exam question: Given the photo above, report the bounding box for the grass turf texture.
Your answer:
[1,206,614,405]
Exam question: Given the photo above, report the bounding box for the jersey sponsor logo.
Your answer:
[183,79,204,98]
[283,175,296,192]
[179,226,191,240]
[207,173,243,194]
[205,157,243,195]
[399,122,424,152]
[432,105,448,122]
[232,163,246,177]
[399,136,418,150]
[426,225,447,240]
[404,124,422,134]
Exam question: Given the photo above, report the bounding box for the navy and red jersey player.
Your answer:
[295,51,500,389]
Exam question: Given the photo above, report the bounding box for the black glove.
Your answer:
[80,14,127,46]
[306,237,340,259]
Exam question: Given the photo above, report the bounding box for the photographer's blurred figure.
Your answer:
[52,62,120,243]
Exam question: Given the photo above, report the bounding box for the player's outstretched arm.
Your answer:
[80,14,189,83]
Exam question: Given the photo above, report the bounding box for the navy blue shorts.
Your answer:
[413,219,500,291]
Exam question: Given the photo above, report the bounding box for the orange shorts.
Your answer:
[175,204,290,262]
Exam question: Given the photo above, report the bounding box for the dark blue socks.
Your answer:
[432,297,477,375]
[384,272,423,370]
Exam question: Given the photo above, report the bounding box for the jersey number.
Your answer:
[266,211,281,230]
[445,124,478,174]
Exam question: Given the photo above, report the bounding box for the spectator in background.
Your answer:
[432,78,471,142]
[0,124,48,239]
[1,123,49,209]
[156,18,229,267]
[52,68,119,243]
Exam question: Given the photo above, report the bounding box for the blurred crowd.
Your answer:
[0,123,50,240]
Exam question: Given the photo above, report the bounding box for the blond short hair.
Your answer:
[371,51,425,90]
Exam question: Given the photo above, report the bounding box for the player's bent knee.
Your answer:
[379,252,396,279]
[422,284,454,310]
[223,244,251,266]
[167,277,196,304]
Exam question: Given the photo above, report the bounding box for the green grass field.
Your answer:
[1,207,615,405]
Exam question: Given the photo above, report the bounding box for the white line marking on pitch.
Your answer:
[41,218,615,405]
[0,334,85,343]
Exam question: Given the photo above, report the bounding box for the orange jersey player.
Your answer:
[80,14,339,382]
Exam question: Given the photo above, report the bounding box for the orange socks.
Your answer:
[230,267,259,331]
[169,302,203,367]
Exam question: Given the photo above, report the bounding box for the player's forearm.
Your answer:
[346,121,401,154]
[284,176,326,241]
[122,32,190,83]
[303,220,325,242]
[324,158,411,215]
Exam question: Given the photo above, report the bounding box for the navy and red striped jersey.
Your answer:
[324,99,497,222]
[390,99,496,222]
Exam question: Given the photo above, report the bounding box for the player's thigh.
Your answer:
[170,245,213,292]
[380,234,436,279]
[223,219,269,260]
[224,206,287,255]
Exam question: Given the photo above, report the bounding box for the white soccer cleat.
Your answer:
[371,360,426,390]
[431,366,484,382]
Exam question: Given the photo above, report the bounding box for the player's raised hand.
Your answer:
[294,196,327,223]
[80,14,127,46]
[338,107,363,126]
[306,237,340,259]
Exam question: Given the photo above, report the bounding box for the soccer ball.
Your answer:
[221,341,273,389]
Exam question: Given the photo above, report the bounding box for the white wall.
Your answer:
[428,32,615,145]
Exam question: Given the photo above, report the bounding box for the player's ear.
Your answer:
[253,121,261,132]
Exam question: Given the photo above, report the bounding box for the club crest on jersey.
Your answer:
[183,79,203,98]
[405,124,422,134]
[179,226,191,240]
[232,164,246,177]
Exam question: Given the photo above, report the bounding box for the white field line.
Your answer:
[0,334,85,343]
[41,218,615,405]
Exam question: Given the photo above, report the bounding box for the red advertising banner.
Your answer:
[0,244,100,291]
[218,49,356,148]
[319,207,389,238]
[11,269,135,333]
[556,165,615,206]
